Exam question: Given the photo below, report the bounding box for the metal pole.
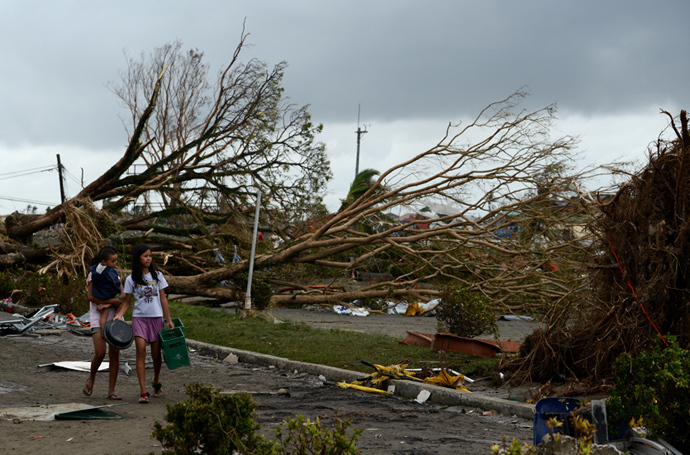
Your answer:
[244,188,262,310]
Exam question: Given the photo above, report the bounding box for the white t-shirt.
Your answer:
[124,272,169,318]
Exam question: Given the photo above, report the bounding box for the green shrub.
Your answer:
[17,271,52,307]
[436,286,497,338]
[152,383,362,455]
[152,383,273,455]
[491,436,535,455]
[273,415,362,455]
[607,335,690,452]
[0,269,18,298]
[50,275,89,316]
[230,272,273,311]
[2,270,89,315]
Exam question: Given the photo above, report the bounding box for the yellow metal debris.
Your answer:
[423,368,471,392]
[336,382,392,395]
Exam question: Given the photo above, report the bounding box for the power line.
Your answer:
[0,195,58,206]
[0,165,56,177]
[62,168,83,186]
[0,167,56,181]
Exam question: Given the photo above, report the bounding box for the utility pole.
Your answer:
[56,154,66,204]
[355,104,367,178]
[244,186,262,312]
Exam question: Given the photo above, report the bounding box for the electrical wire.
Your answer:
[62,168,83,187]
[0,166,57,181]
[0,195,58,206]
[0,165,56,177]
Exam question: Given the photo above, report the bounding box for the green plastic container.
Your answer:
[159,326,190,370]
[172,317,185,336]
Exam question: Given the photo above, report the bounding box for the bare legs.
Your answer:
[135,337,162,397]
[87,331,120,397]
[107,344,120,397]
[151,340,162,397]
[135,336,148,395]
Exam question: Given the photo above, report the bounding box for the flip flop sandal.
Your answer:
[139,392,150,403]
[82,383,93,397]
[107,393,122,400]
[152,382,163,398]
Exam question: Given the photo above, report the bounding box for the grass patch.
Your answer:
[169,301,498,377]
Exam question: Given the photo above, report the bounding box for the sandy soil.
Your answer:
[0,310,535,455]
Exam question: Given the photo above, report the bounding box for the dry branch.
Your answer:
[2,74,596,314]
[504,109,690,388]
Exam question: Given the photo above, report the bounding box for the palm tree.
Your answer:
[338,169,382,212]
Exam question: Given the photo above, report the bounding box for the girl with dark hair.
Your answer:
[84,246,124,400]
[114,244,174,403]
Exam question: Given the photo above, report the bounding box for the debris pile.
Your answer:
[0,304,90,337]
[506,110,690,387]
[329,299,441,317]
[337,360,472,396]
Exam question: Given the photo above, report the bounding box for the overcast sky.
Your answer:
[0,1,688,213]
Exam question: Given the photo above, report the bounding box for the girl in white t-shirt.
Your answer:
[114,244,174,403]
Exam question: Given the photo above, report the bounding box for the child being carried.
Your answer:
[90,247,123,330]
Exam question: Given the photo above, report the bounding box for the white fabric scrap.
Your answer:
[349,307,369,317]
[420,299,441,312]
[333,305,350,315]
[386,299,440,315]
[387,303,409,315]
[332,305,369,317]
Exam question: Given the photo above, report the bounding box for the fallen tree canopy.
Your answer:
[0,90,591,311]
[0,30,599,314]
[505,109,690,388]
[0,89,596,311]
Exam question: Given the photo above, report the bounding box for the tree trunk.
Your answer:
[270,288,438,306]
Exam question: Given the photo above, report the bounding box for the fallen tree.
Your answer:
[139,89,597,311]
[0,30,598,311]
[4,26,330,244]
[505,109,690,388]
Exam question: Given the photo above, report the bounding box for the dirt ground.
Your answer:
[0,309,535,455]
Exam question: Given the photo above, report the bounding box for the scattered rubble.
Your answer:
[0,304,90,337]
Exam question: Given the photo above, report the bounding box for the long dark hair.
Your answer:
[91,246,117,267]
[131,243,161,286]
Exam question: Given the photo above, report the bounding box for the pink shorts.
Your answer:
[89,304,117,330]
[132,317,164,343]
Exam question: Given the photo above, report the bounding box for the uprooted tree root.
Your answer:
[39,198,119,277]
[503,110,690,390]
